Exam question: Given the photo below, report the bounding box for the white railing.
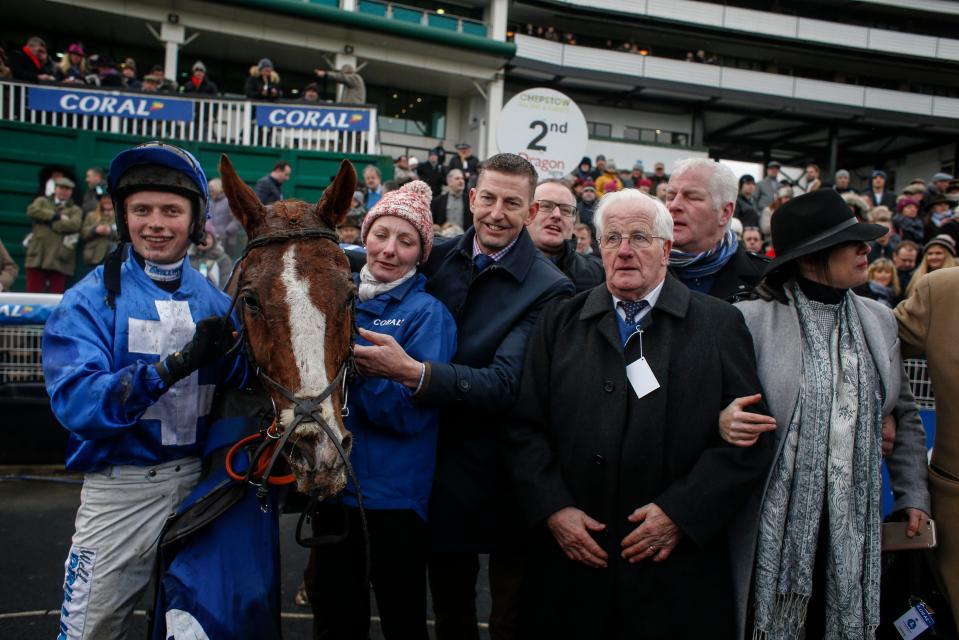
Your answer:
[513,35,959,120]
[0,80,379,156]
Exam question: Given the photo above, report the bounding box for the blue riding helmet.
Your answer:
[109,141,210,244]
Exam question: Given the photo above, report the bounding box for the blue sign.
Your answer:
[0,302,57,325]
[256,105,370,131]
[28,87,194,122]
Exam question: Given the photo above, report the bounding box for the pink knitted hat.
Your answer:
[361,180,435,263]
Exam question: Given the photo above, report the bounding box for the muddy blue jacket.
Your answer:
[343,273,456,520]
[42,252,247,471]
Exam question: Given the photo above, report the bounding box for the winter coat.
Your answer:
[0,242,19,290]
[209,194,242,249]
[42,251,248,472]
[326,70,366,104]
[25,196,83,276]
[505,276,773,639]
[895,269,959,629]
[183,75,218,95]
[244,68,282,101]
[731,290,930,640]
[9,46,55,82]
[430,190,471,230]
[188,242,234,290]
[418,228,574,552]
[862,188,897,210]
[341,273,456,520]
[577,199,597,228]
[417,161,447,197]
[670,244,769,303]
[80,206,118,266]
[254,175,284,206]
[734,194,760,228]
[551,238,604,294]
[594,171,623,194]
[755,176,780,211]
[447,154,479,183]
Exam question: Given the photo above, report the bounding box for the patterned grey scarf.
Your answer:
[753,284,883,640]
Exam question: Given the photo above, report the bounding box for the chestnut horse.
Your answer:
[219,154,357,498]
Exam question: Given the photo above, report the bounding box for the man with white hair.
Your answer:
[666,158,768,302]
[505,189,772,638]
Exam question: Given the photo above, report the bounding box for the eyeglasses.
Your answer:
[600,232,667,251]
[537,199,576,218]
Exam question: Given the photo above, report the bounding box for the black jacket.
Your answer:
[419,228,574,552]
[254,175,283,206]
[183,76,219,95]
[734,195,760,229]
[672,245,769,303]
[417,161,447,197]
[551,239,604,294]
[9,48,55,82]
[862,188,896,210]
[505,276,772,639]
[448,155,480,182]
[244,75,282,101]
[430,191,472,230]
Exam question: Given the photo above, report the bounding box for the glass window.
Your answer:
[588,121,612,138]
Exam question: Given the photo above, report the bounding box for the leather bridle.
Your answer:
[223,227,368,555]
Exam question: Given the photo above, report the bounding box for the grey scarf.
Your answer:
[753,284,883,640]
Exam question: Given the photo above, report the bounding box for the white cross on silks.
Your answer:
[128,300,215,446]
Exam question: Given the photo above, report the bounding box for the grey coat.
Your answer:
[730,289,931,639]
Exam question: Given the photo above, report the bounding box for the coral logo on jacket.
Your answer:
[372,318,405,327]
[28,87,194,122]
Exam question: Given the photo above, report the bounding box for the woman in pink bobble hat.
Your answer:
[303,180,458,640]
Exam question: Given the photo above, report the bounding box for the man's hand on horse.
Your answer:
[155,316,239,385]
[354,328,423,389]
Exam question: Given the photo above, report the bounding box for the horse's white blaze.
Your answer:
[280,245,342,441]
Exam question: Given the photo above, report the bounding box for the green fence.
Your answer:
[0,120,391,292]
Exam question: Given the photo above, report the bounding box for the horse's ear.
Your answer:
[316,160,357,229]
[219,154,267,237]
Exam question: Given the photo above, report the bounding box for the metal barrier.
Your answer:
[0,80,378,155]
[0,326,44,384]
[0,314,941,410]
[904,358,935,410]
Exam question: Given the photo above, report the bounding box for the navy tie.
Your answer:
[474,253,494,273]
[619,299,650,325]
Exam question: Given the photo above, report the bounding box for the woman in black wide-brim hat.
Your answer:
[718,189,931,639]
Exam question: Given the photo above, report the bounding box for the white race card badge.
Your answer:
[894,601,934,640]
[624,329,659,399]
[626,357,660,399]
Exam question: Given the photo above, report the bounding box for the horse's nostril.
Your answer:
[341,433,352,451]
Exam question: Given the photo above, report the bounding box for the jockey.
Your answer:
[43,141,247,640]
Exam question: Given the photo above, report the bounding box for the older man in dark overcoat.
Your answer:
[505,189,774,639]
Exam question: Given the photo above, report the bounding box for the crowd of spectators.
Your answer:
[735,160,959,308]
[343,146,959,314]
[1,35,366,106]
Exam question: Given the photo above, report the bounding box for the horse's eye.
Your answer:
[242,292,261,315]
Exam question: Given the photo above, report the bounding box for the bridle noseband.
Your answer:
[223,226,368,555]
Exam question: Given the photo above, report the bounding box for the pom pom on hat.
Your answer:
[361,180,435,263]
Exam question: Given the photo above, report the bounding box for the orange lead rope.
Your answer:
[225,422,296,485]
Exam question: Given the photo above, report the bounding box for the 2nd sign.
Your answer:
[497,88,588,179]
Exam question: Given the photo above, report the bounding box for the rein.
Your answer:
[223,226,368,564]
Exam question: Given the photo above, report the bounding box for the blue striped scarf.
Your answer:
[669,229,739,279]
